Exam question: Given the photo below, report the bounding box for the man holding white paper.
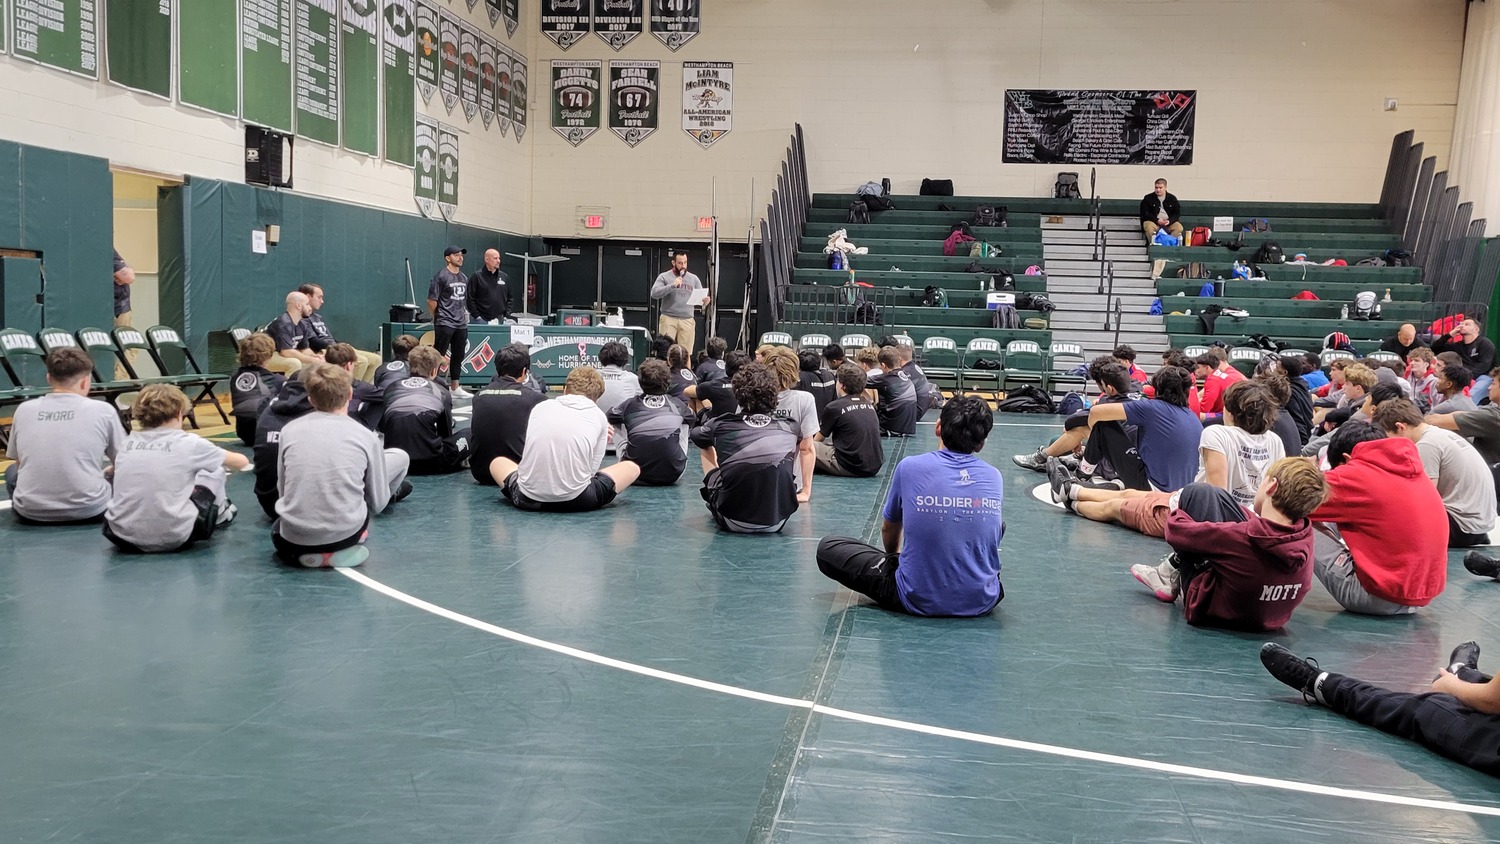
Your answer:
[650,252,709,355]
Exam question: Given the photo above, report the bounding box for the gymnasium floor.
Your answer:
[2,409,1499,843]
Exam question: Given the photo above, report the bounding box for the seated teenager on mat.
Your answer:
[813,363,884,478]
[1260,639,1500,777]
[1043,364,1201,498]
[607,359,696,486]
[230,332,286,446]
[273,364,412,568]
[815,395,1004,617]
[1307,421,1447,616]
[895,342,942,412]
[469,342,548,486]
[765,346,817,503]
[1052,379,1284,537]
[491,366,641,512]
[596,341,641,454]
[1429,360,1474,414]
[822,342,846,371]
[379,345,472,475]
[1128,457,1328,631]
[104,385,250,553]
[1427,374,1500,465]
[865,345,922,438]
[325,343,384,429]
[684,349,747,422]
[1258,369,1304,460]
[694,336,729,383]
[253,371,314,518]
[1012,356,1131,473]
[1113,344,1149,385]
[691,362,801,534]
[796,348,838,418]
[1194,347,1246,420]
[373,333,419,392]
[666,344,696,403]
[4,347,124,524]
[1372,398,1496,548]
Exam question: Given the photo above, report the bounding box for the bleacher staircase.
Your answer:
[1041,215,1166,363]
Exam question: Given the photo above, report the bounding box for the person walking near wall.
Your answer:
[650,252,708,355]
[112,249,136,379]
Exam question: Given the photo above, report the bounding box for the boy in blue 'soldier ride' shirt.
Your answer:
[815,395,1005,617]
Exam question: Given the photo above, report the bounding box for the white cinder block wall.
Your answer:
[0,3,532,234]
[0,1,1468,242]
[530,0,1466,240]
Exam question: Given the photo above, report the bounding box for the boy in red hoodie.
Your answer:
[1129,457,1329,630]
[1308,421,1448,615]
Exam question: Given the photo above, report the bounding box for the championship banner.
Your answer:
[479,36,498,128]
[592,0,641,50]
[608,60,657,147]
[341,0,382,157]
[438,123,460,222]
[503,0,519,36]
[13,0,98,79]
[540,0,587,50]
[484,0,502,27]
[494,44,514,135]
[682,61,731,149]
[106,0,171,98]
[413,1,439,103]
[1002,89,1197,166]
[551,60,601,147]
[459,22,481,122]
[382,0,417,166]
[242,0,295,131]
[179,2,239,116]
[650,0,698,51]
[465,0,479,10]
[293,0,341,147]
[511,52,528,141]
[438,8,461,113]
[415,114,439,217]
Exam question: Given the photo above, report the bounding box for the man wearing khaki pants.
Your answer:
[650,252,708,355]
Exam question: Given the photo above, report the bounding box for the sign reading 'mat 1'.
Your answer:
[551,59,601,147]
[682,61,732,149]
[609,60,657,148]
[541,0,587,50]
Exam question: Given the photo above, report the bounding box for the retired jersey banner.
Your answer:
[511,51,528,141]
[593,0,641,50]
[414,1,439,102]
[682,61,731,149]
[540,0,587,50]
[1002,89,1197,165]
[502,0,518,36]
[479,36,498,128]
[383,0,417,165]
[438,8,461,113]
[650,0,698,51]
[551,60,601,147]
[415,114,439,217]
[608,60,657,147]
[494,44,514,135]
[459,22,481,122]
[438,122,460,221]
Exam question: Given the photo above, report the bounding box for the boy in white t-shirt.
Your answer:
[104,385,251,553]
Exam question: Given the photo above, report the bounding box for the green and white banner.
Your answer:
[382,0,417,165]
[438,7,460,113]
[511,50,528,141]
[342,0,381,156]
[608,60,657,148]
[437,123,460,221]
[413,1,439,103]
[415,114,439,217]
[593,0,641,50]
[540,0,587,50]
[650,0,699,51]
[551,59,601,147]
[495,44,514,136]
[682,61,731,149]
[459,21,481,122]
[502,0,519,36]
[479,35,498,129]
[294,0,341,147]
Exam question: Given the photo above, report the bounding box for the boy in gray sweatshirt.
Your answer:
[272,364,412,567]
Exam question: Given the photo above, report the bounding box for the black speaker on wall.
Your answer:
[245,126,294,189]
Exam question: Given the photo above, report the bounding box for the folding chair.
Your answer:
[920,336,960,394]
[37,328,138,420]
[1001,339,1048,392]
[0,329,51,449]
[1228,347,1264,377]
[798,333,831,351]
[1048,342,1088,392]
[73,327,150,415]
[1364,350,1402,366]
[759,331,793,347]
[1182,345,1210,359]
[892,334,914,348]
[145,325,231,426]
[840,333,872,350]
[960,337,1003,397]
[1320,349,1356,368]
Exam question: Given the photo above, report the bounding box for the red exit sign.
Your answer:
[696,216,714,232]
[583,214,606,229]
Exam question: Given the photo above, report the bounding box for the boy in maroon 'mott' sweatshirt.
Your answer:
[1130,457,1329,631]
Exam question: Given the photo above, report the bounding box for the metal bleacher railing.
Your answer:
[754,123,810,348]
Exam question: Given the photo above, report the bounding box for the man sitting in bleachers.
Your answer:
[1012,357,1134,474]
[1380,323,1427,360]
[1432,318,1496,399]
[692,362,801,533]
[1140,178,1183,241]
[1373,398,1496,548]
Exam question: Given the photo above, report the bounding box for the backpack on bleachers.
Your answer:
[855,181,883,197]
[943,229,976,256]
[921,286,948,307]
[1355,257,1386,267]
[1176,262,1211,280]
[1190,226,1212,247]
[1384,248,1414,267]
[1243,218,1272,233]
[991,304,1021,329]
[862,193,895,212]
[971,205,1007,228]
[921,178,955,196]
[1253,241,1285,264]
[847,199,870,225]
[1349,291,1382,321]
[1054,172,1082,199]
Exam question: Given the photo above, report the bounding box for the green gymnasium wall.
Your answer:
[157,179,540,361]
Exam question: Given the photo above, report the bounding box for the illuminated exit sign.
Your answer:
[696,216,714,232]
[583,215,605,229]
[575,206,609,236]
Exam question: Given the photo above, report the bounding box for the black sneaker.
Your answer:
[391,480,414,504]
[1450,641,1481,672]
[1260,643,1323,704]
[1463,551,1500,579]
[1045,457,1072,505]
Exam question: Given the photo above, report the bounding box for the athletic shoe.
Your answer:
[1012,448,1048,472]
[1450,641,1481,672]
[1045,457,1072,505]
[1076,476,1126,491]
[1058,454,1080,473]
[1463,551,1500,579]
[391,480,414,504]
[1130,554,1181,602]
[297,545,371,568]
[216,501,238,526]
[452,386,473,399]
[1259,643,1324,704]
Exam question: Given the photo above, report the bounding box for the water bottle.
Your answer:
[830,252,843,271]
[1382,288,1392,303]
[1340,304,1349,319]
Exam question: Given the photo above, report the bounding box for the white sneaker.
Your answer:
[1130,554,1181,602]
[452,386,473,399]
[216,501,238,526]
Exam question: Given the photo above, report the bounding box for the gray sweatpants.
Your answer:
[1312,524,1418,616]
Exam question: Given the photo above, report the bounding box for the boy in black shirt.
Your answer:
[326,343,383,429]
[231,333,286,445]
[379,345,472,475]
[865,346,921,437]
[695,336,729,383]
[470,342,549,484]
[253,375,316,518]
[691,362,801,533]
[609,359,696,485]
[373,334,419,392]
[797,349,838,418]
[815,364,885,477]
[822,343,846,370]
[685,350,747,422]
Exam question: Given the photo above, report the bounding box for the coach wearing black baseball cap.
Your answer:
[427,246,472,397]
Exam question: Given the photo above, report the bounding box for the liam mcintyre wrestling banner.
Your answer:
[1002,89,1196,166]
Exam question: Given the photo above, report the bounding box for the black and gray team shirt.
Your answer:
[866,368,921,436]
[695,358,727,383]
[819,395,885,476]
[669,367,696,403]
[899,361,937,410]
[696,380,738,421]
[427,268,471,328]
[797,367,838,417]
[469,375,549,484]
[231,365,286,418]
[254,378,317,504]
[379,375,455,461]
[466,267,512,322]
[690,412,800,528]
[373,360,411,393]
[608,394,696,485]
[266,312,311,354]
[303,312,336,352]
